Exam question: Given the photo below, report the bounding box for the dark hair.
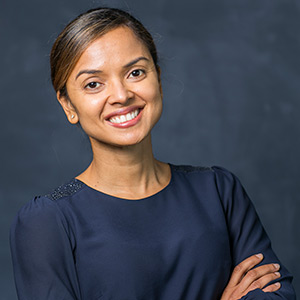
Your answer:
[50,7,159,97]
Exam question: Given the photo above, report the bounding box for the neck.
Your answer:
[76,135,170,199]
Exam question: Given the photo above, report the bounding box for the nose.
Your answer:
[107,79,133,105]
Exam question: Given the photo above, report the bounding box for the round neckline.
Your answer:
[74,163,174,202]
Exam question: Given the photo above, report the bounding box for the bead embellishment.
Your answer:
[171,165,211,173]
[44,179,84,201]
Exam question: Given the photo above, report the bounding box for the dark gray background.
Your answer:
[1,0,299,298]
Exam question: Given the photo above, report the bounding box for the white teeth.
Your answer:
[109,109,140,124]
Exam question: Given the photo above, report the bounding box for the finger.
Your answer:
[262,282,281,293]
[244,272,281,294]
[240,263,280,291]
[227,253,264,287]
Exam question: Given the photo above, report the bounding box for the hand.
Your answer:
[220,253,281,300]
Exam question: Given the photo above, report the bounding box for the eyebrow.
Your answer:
[75,56,150,80]
[123,56,150,68]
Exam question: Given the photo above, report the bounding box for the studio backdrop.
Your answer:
[1,0,299,298]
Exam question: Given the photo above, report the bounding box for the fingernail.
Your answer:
[274,272,280,277]
[275,282,281,287]
[273,263,280,270]
[256,253,263,259]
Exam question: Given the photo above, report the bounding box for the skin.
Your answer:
[57,26,281,296]
[221,254,281,299]
[57,26,170,199]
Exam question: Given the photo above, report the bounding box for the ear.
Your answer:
[56,91,78,124]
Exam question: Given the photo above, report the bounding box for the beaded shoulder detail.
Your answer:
[44,179,85,201]
[171,164,212,173]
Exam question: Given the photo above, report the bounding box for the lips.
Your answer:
[108,109,139,124]
[106,107,143,128]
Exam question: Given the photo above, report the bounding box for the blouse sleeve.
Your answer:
[10,196,81,300]
[212,166,296,299]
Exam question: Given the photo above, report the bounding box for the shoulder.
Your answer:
[171,163,233,174]
[170,164,237,183]
[211,166,241,190]
[170,164,243,197]
[20,178,85,213]
[10,196,64,235]
[171,164,252,215]
[11,179,85,232]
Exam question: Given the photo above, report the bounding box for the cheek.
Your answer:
[88,97,106,112]
[150,86,163,111]
[76,96,106,118]
[139,79,162,104]
[66,82,105,116]
[147,87,163,122]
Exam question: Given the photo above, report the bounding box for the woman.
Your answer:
[10,7,295,300]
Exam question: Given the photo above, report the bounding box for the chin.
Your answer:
[89,132,151,149]
[112,136,149,148]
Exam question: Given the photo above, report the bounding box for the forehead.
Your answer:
[73,26,151,72]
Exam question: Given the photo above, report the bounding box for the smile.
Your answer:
[108,109,140,124]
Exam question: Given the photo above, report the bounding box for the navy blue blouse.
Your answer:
[10,165,295,299]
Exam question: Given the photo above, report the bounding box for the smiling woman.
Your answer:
[9,7,295,300]
[59,26,162,150]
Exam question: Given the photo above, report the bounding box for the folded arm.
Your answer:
[213,166,296,299]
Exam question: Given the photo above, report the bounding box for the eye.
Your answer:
[85,82,101,90]
[129,69,145,78]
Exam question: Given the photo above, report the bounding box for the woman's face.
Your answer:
[59,26,162,148]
